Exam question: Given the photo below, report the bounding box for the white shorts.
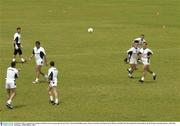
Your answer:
[5,81,16,89]
[49,81,57,88]
[129,58,138,64]
[36,59,44,66]
[142,58,150,65]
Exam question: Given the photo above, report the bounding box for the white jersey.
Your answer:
[139,48,153,65]
[33,47,46,61]
[6,67,19,82]
[133,37,146,45]
[48,67,58,87]
[127,47,140,60]
[14,32,21,44]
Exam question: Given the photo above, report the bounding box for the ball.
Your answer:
[88,28,93,33]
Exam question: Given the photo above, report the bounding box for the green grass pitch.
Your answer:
[0,0,180,121]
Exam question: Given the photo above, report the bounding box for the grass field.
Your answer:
[1,0,180,121]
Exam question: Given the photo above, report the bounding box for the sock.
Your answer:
[152,73,156,76]
[12,58,16,62]
[21,58,25,62]
[128,73,132,77]
[50,96,53,101]
[128,68,132,72]
[141,77,144,81]
[35,78,39,82]
[55,98,59,104]
[7,99,12,104]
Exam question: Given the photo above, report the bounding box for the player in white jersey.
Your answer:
[29,41,48,84]
[126,42,140,78]
[5,62,20,109]
[124,34,145,63]
[139,42,156,83]
[48,61,59,105]
[132,34,146,47]
[12,27,25,63]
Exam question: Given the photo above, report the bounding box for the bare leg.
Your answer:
[6,88,16,106]
[147,67,153,74]
[53,88,58,100]
[48,87,55,104]
[19,54,25,62]
[36,66,40,80]
[147,67,156,80]
[6,89,11,101]
[128,64,137,78]
[38,65,45,76]
[13,55,16,62]
[139,65,148,82]
[33,65,46,83]
[53,87,59,104]
[32,66,40,83]
[9,89,16,101]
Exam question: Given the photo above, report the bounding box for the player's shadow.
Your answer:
[39,80,48,83]
[133,76,141,79]
[144,80,156,84]
[15,61,24,64]
[132,77,157,84]
[14,61,27,64]
[14,104,27,109]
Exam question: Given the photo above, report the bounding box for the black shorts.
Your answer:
[14,48,22,55]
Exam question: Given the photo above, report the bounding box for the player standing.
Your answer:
[48,61,59,105]
[126,42,140,78]
[5,62,20,109]
[12,27,25,63]
[29,41,48,84]
[139,42,156,83]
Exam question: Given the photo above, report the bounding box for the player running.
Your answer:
[12,27,25,63]
[139,42,156,83]
[5,62,20,109]
[48,61,59,105]
[124,34,145,63]
[126,42,140,78]
[29,41,48,84]
[132,34,146,47]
